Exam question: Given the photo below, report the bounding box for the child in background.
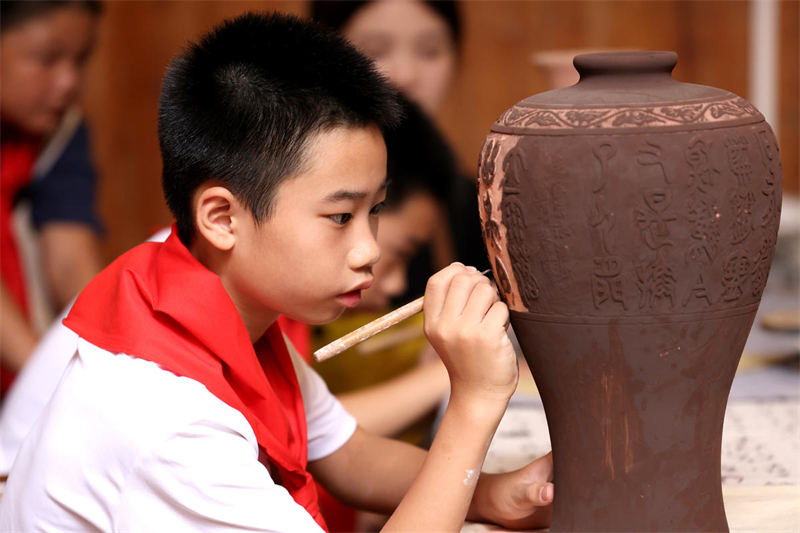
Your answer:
[0,12,553,532]
[0,0,104,390]
[312,0,489,304]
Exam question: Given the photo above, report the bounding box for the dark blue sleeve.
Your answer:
[29,122,104,235]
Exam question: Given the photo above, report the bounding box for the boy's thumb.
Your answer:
[514,481,554,508]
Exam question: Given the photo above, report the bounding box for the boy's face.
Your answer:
[359,192,440,311]
[226,124,387,326]
[0,7,97,136]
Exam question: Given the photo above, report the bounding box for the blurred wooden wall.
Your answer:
[82,0,799,263]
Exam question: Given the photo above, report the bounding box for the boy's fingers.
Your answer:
[539,482,554,504]
[513,482,554,508]
[458,277,499,324]
[483,299,510,331]
[438,270,485,320]
[423,263,467,320]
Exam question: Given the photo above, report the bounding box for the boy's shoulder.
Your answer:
[22,338,260,476]
[0,339,263,530]
[0,338,350,532]
[66,339,259,445]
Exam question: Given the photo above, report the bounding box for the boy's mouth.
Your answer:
[336,290,363,308]
[337,280,373,308]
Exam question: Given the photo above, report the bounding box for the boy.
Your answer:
[0,97,445,479]
[0,13,553,531]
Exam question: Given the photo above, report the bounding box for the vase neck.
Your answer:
[573,51,678,88]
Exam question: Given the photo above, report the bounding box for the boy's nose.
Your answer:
[348,232,381,271]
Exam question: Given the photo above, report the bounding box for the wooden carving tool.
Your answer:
[314,269,492,362]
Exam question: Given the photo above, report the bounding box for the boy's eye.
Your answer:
[370,201,385,215]
[330,213,353,225]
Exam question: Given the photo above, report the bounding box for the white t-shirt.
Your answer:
[0,336,357,532]
[0,228,171,476]
[0,304,76,476]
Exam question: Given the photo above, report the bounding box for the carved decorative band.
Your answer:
[510,301,760,325]
[494,96,760,132]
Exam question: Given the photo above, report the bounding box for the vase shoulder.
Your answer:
[492,51,762,135]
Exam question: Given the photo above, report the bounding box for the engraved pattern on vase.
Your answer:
[478,123,781,319]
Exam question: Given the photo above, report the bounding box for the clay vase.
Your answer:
[478,51,781,532]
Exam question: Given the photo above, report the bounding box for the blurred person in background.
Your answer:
[315,0,459,118]
[0,0,104,393]
[312,0,489,305]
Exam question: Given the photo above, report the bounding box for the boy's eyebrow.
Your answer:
[323,178,390,202]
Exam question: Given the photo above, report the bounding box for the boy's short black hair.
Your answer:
[159,11,402,245]
[384,94,455,210]
[0,1,102,31]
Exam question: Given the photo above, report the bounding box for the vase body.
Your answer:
[478,52,782,532]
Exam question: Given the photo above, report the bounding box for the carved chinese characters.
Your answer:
[479,126,778,317]
[751,126,783,297]
[635,142,679,310]
[683,137,720,307]
[590,143,627,310]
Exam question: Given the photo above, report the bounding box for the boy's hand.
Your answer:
[423,263,518,406]
[470,452,554,530]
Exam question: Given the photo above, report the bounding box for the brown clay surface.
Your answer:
[513,311,756,532]
[477,51,782,532]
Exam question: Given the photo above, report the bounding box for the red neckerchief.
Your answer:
[277,316,312,362]
[63,227,327,530]
[0,138,38,317]
[0,138,38,392]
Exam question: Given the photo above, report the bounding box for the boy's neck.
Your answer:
[189,238,279,344]
[225,292,279,345]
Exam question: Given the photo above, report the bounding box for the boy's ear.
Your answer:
[194,186,239,251]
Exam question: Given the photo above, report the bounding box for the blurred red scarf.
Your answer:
[63,226,327,531]
[0,138,38,392]
[0,138,37,317]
